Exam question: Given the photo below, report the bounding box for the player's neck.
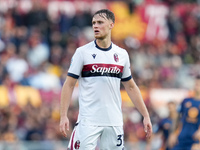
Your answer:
[194,97,200,101]
[194,91,200,100]
[96,37,111,49]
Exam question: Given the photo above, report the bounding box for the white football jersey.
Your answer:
[68,40,132,126]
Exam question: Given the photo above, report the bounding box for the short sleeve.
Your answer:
[67,48,84,79]
[121,51,132,82]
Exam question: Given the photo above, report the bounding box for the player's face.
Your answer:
[168,102,176,112]
[194,79,200,95]
[92,14,114,39]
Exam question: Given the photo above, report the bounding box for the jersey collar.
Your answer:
[94,40,112,51]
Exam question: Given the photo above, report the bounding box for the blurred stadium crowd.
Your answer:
[0,0,200,149]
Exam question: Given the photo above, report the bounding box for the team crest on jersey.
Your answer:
[74,140,80,149]
[114,53,119,62]
[185,102,192,108]
[92,54,97,59]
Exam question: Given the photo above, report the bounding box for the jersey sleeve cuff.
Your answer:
[121,75,132,82]
[67,72,79,79]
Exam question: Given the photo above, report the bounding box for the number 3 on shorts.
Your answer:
[116,134,123,146]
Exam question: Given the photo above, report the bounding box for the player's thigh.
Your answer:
[68,123,103,150]
[100,126,124,150]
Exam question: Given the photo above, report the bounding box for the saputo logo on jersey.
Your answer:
[91,65,121,75]
[82,64,124,78]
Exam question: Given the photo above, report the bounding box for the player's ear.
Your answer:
[109,22,114,29]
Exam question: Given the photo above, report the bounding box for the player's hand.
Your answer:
[193,129,200,140]
[143,117,152,139]
[168,132,178,148]
[59,116,69,137]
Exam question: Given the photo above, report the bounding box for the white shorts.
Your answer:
[67,121,124,150]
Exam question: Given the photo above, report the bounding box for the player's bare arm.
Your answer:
[122,79,152,139]
[60,76,77,137]
[167,109,181,148]
[193,128,200,140]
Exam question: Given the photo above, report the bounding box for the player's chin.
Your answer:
[94,35,103,39]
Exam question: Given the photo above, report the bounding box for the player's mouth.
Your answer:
[94,30,100,34]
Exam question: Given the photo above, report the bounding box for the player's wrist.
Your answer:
[143,114,150,119]
[60,113,68,118]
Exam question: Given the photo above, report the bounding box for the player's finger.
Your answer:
[146,130,151,138]
[144,125,147,133]
[60,124,67,137]
[146,124,152,139]
[144,126,148,137]
[66,122,69,131]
